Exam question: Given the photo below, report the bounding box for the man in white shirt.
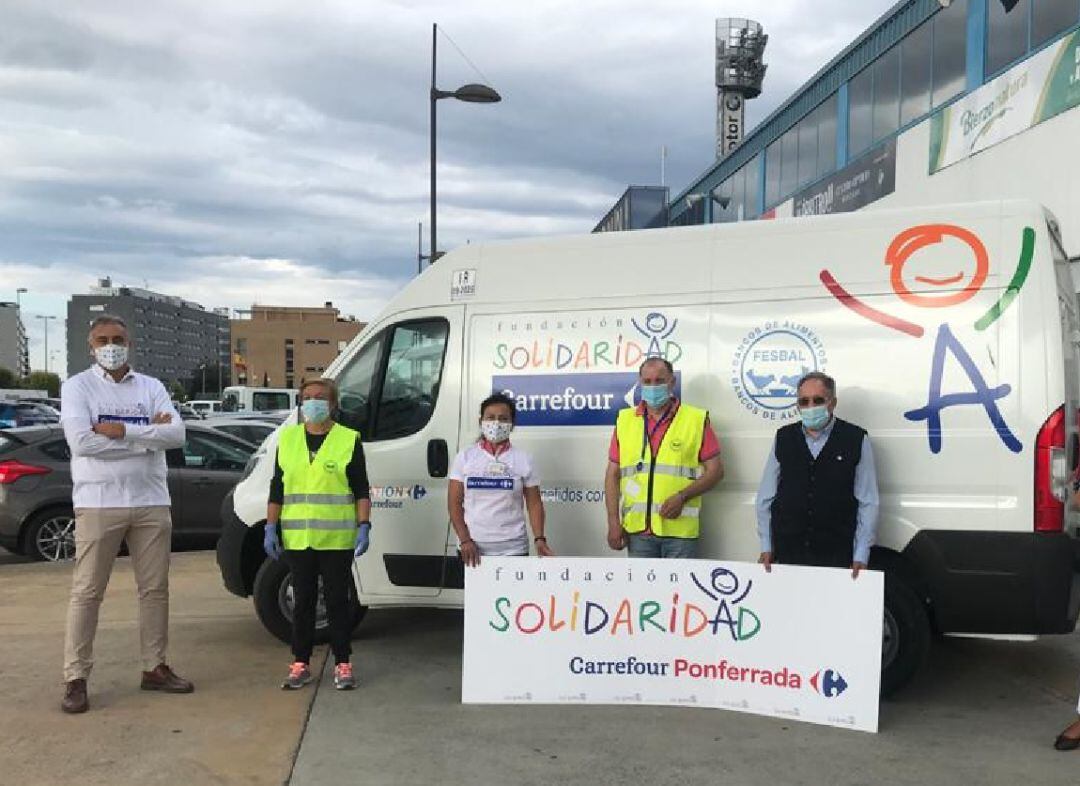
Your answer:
[60,315,191,714]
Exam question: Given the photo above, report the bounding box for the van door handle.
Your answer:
[427,439,448,478]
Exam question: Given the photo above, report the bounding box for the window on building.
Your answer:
[901,20,933,125]
[816,95,837,178]
[764,138,782,206]
[872,44,901,141]
[797,111,818,190]
[235,338,247,355]
[988,0,1031,75]
[1033,0,1079,47]
[779,126,799,201]
[848,66,874,156]
[743,154,761,218]
[933,0,968,106]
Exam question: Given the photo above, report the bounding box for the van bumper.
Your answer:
[902,531,1080,634]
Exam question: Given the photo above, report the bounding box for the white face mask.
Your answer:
[481,420,513,444]
[94,344,129,371]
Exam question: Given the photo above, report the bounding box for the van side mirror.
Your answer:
[427,438,448,478]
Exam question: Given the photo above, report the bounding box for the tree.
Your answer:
[169,381,188,403]
[0,366,20,389]
[23,371,60,397]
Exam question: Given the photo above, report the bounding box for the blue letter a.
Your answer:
[903,324,1022,454]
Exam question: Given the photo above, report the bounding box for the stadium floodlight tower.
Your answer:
[715,18,767,159]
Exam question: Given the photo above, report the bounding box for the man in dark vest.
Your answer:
[755,372,879,578]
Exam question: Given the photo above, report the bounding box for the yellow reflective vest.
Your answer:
[616,403,706,538]
[279,423,359,551]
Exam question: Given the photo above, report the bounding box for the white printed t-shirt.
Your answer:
[61,365,185,509]
[450,441,539,555]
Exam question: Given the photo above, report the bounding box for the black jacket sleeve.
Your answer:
[347,437,370,500]
[268,448,284,504]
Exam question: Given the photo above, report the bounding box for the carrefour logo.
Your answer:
[809,668,848,698]
[493,372,682,427]
[731,321,827,420]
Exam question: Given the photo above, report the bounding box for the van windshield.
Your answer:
[252,392,290,411]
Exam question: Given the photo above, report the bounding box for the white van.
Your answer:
[217,200,1080,694]
[220,386,297,413]
[188,399,223,417]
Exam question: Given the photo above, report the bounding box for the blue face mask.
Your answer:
[301,399,331,424]
[799,405,831,430]
[640,384,671,408]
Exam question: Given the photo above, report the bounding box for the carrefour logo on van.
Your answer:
[731,321,827,419]
[494,373,682,427]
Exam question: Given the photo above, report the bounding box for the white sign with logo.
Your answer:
[463,557,883,733]
[930,30,1080,173]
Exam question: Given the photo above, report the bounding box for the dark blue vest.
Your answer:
[769,417,865,567]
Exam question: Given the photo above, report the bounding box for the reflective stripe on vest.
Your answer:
[616,403,707,538]
[279,423,359,551]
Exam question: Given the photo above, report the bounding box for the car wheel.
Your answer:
[252,557,367,644]
[24,508,76,562]
[880,573,931,697]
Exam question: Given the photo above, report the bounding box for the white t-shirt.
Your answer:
[450,441,539,554]
[61,366,185,508]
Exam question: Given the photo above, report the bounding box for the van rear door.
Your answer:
[335,307,462,597]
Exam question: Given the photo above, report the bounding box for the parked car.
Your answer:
[200,418,277,448]
[174,402,203,421]
[206,410,290,424]
[0,402,59,428]
[0,422,256,561]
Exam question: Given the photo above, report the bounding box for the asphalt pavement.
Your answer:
[3,551,1080,785]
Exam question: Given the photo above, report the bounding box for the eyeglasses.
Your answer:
[797,396,830,407]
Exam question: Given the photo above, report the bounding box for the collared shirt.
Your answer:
[450,440,539,551]
[753,416,880,563]
[61,365,185,509]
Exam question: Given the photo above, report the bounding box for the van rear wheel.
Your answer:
[881,574,931,697]
[252,557,367,644]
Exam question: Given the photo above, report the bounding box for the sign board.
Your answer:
[793,138,896,217]
[719,91,745,155]
[929,30,1080,173]
[451,269,477,301]
[463,557,884,733]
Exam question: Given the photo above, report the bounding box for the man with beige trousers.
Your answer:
[60,314,193,714]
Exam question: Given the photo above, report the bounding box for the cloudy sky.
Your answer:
[0,0,898,375]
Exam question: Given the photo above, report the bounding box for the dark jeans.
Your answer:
[284,548,354,665]
[773,544,851,569]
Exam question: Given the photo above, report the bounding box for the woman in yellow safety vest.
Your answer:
[263,378,371,691]
[449,393,552,567]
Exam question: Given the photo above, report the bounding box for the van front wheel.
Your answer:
[252,557,368,645]
[881,574,931,697]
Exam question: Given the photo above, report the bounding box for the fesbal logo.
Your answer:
[731,321,827,420]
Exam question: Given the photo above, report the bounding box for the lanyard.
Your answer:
[638,406,673,470]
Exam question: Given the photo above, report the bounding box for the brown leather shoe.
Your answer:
[140,664,194,693]
[61,679,88,714]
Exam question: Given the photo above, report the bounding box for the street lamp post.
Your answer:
[36,315,57,374]
[424,22,501,270]
[200,363,206,398]
[15,288,27,376]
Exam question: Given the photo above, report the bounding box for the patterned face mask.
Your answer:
[94,344,128,371]
[481,420,513,443]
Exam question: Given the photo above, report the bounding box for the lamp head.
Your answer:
[453,83,501,103]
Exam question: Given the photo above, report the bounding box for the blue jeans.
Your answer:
[627,532,698,559]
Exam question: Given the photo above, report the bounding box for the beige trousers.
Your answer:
[63,506,172,682]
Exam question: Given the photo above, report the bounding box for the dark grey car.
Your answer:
[0,423,257,561]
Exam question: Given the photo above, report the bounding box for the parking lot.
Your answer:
[3,549,1080,785]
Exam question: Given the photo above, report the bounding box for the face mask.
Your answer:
[799,405,831,431]
[94,344,128,371]
[301,399,331,424]
[481,420,513,443]
[640,384,670,408]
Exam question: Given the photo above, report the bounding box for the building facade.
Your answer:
[659,0,1080,270]
[66,278,230,391]
[230,303,364,390]
[0,302,28,377]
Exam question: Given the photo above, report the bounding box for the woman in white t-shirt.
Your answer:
[449,393,552,566]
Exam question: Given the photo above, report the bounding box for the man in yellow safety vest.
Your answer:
[604,358,724,558]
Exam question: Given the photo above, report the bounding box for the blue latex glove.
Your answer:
[263,523,282,560]
[354,521,371,558]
